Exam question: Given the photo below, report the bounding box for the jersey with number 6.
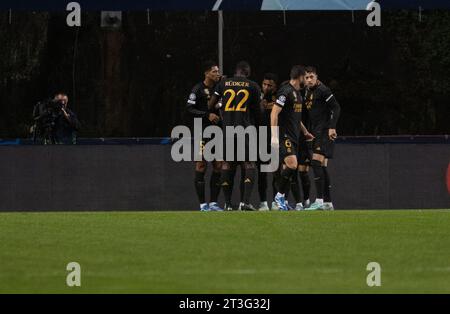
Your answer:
[214,76,261,128]
[275,82,303,144]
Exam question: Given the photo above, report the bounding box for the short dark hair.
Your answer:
[263,73,279,85]
[202,60,218,74]
[305,66,317,74]
[290,65,306,80]
[235,61,251,77]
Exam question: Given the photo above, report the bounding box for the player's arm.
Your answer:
[186,86,208,118]
[206,86,221,124]
[300,122,314,140]
[270,91,286,147]
[270,105,281,147]
[186,105,210,118]
[208,80,223,111]
[260,96,267,111]
[260,93,274,111]
[323,88,341,140]
[208,94,219,111]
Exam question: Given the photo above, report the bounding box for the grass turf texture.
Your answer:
[0,210,449,294]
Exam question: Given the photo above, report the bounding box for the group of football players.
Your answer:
[186,60,341,211]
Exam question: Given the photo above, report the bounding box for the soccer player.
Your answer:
[303,66,341,210]
[289,84,313,210]
[186,60,223,211]
[271,65,313,211]
[258,73,279,211]
[208,61,262,211]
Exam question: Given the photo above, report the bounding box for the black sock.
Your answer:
[258,167,267,202]
[240,168,245,203]
[311,160,324,199]
[285,183,290,200]
[279,167,295,195]
[272,170,280,199]
[299,171,311,201]
[221,169,234,204]
[229,167,236,195]
[243,167,256,204]
[323,166,331,202]
[290,172,301,204]
[210,171,221,203]
[194,171,206,204]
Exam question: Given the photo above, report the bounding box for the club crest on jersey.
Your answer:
[278,95,286,103]
[294,103,302,112]
[189,93,196,101]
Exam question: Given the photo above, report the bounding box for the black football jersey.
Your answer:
[214,76,261,128]
[275,82,303,143]
[304,82,341,134]
[186,82,216,127]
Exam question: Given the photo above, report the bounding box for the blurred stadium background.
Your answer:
[0,8,449,138]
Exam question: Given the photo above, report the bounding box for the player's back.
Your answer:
[215,76,261,128]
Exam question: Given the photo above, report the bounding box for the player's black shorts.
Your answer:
[193,137,213,161]
[190,122,220,161]
[279,137,298,161]
[223,135,256,163]
[312,129,335,159]
[193,132,222,161]
[298,139,313,165]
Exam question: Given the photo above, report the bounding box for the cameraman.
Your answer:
[53,92,80,144]
[32,92,80,144]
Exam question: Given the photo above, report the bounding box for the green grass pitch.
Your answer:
[0,210,449,293]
